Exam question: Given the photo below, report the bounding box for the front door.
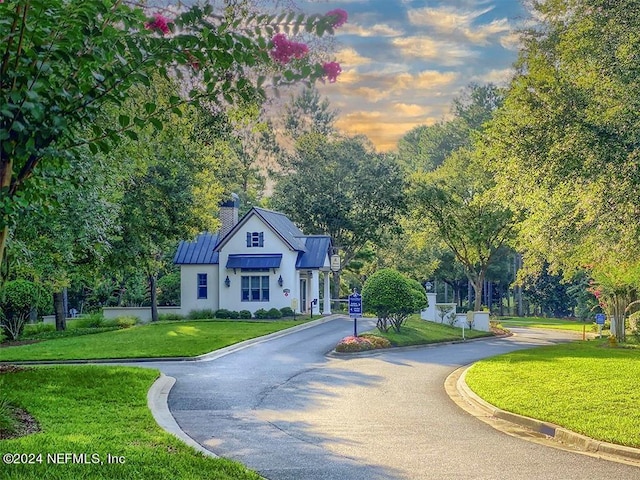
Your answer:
[300,278,307,313]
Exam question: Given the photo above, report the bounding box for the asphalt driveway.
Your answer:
[150,317,640,479]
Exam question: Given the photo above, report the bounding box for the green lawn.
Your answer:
[465,340,640,448]
[497,316,602,333]
[0,320,303,361]
[0,366,260,479]
[365,315,493,347]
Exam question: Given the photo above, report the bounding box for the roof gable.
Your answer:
[296,236,332,269]
[215,207,307,252]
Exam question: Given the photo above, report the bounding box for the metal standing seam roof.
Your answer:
[173,232,220,265]
[296,236,332,269]
[226,254,283,269]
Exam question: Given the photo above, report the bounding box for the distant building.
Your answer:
[174,197,332,316]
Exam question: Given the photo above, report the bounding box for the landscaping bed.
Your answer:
[335,315,494,353]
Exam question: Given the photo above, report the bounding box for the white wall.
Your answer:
[180,265,219,315]
[218,215,300,314]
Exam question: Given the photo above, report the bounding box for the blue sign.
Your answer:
[595,313,606,325]
[348,293,362,318]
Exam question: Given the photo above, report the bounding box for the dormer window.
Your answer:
[246,232,264,247]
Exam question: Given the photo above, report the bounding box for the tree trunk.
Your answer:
[149,274,158,322]
[53,291,66,331]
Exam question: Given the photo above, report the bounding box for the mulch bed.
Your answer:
[0,339,42,348]
[0,365,41,440]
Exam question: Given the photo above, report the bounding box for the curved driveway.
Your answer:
[151,317,639,479]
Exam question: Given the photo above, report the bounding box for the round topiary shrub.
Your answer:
[239,310,252,319]
[254,308,269,319]
[214,309,232,319]
[267,308,282,319]
[362,268,425,333]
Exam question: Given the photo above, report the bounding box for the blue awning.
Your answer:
[226,254,282,270]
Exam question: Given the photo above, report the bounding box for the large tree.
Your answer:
[271,133,405,294]
[0,0,346,271]
[482,0,640,339]
[409,149,516,311]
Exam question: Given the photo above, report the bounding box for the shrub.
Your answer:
[362,269,418,333]
[115,316,138,329]
[335,336,375,353]
[187,309,216,320]
[22,322,56,337]
[228,310,240,319]
[71,313,105,329]
[360,334,392,349]
[254,308,269,319]
[239,310,252,319]
[214,309,232,319]
[280,307,294,317]
[267,308,282,319]
[0,329,6,344]
[0,280,43,340]
[158,313,184,321]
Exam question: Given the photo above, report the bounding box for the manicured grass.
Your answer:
[0,366,260,479]
[465,340,640,448]
[365,315,492,347]
[498,316,602,333]
[0,320,303,361]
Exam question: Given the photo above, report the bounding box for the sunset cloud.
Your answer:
[340,22,404,37]
[391,37,474,65]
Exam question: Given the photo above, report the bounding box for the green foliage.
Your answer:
[157,272,180,306]
[253,308,269,319]
[113,316,139,329]
[157,313,185,322]
[0,280,41,340]
[267,308,282,319]
[272,134,405,268]
[0,394,18,437]
[0,321,302,361]
[239,310,252,319]
[280,307,295,317]
[409,149,516,311]
[188,309,216,320]
[362,268,418,333]
[22,322,55,336]
[0,367,264,478]
[72,313,106,329]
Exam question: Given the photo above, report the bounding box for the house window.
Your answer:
[197,274,207,299]
[241,275,269,302]
[246,232,264,247]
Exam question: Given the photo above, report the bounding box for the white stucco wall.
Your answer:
[217,215,300,314]
[180,265,219,315]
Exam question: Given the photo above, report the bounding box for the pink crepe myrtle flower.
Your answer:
[325,9,348,28]
[270,33,309,64]
[145,13,171,35]
[322,61,342,83]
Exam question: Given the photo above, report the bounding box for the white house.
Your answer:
[174,197,333,316]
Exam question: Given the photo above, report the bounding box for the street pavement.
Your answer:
[145,317,640,479]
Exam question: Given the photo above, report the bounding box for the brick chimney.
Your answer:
[219,193,239,239]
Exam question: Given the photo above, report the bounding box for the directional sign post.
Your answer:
[595,313,606,338]
[348,292,362,337]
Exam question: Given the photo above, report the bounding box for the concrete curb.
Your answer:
[147,373,218,458]
[450,365,640,464]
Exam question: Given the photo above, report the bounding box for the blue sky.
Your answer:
[298,0,530,150]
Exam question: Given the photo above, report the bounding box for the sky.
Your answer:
[297,0,530,151]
